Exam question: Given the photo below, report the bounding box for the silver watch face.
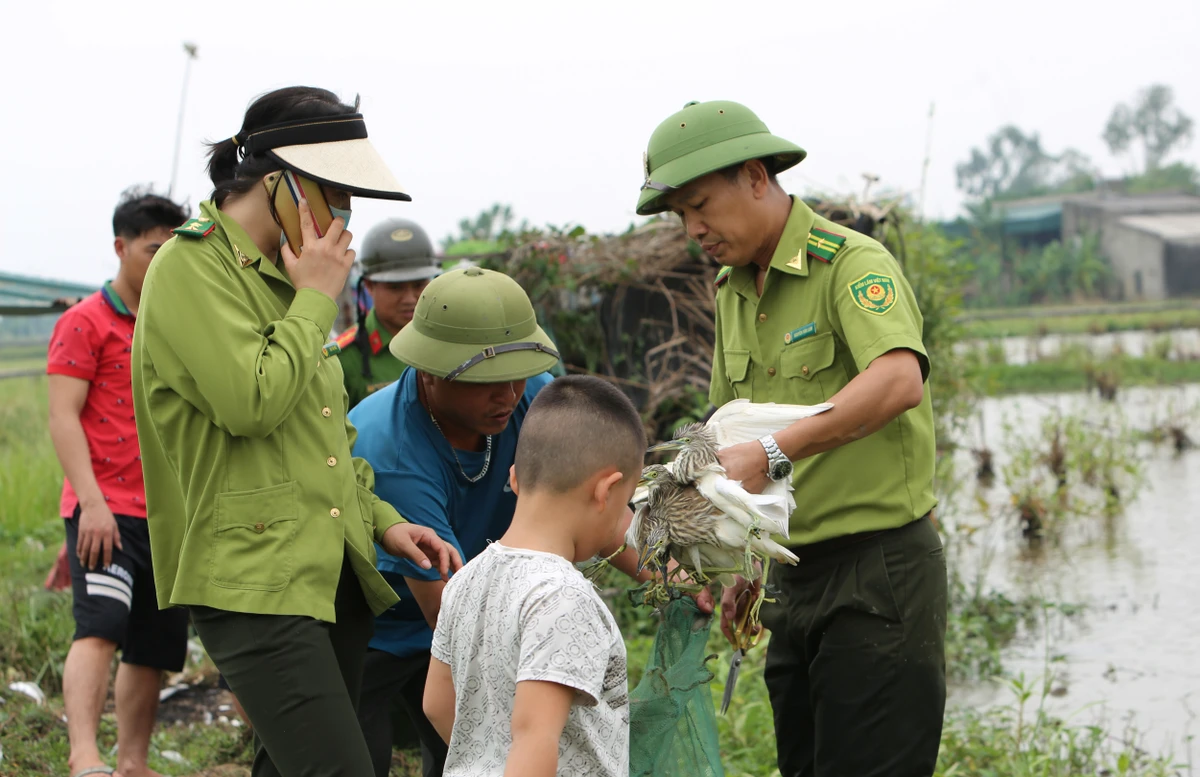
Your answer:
[770,459,793,481]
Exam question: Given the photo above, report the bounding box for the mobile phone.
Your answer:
[267,170,334,253]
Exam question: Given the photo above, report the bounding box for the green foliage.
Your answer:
[968,355,1200,396]
[1126,161,1200,195]
[1104,84,1195,173]
[440,203,529,251]
[961,304,1200,339]
[955,126,1096,207]
[963,233,1113,309]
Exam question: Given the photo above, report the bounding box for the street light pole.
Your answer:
[169,42,199,200]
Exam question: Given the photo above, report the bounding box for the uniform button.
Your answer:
[327,456,337,467]
[322,406,332,417]
[254,522,265,533]
[767,367,777,377]
[758,313,768,323]
[802,365,810,375]
[330,507,341,518]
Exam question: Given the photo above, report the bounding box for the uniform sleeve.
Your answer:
[708,299,735,407]
[370,468,463,582]
[141,244,340,438]
[516,581,615,706]
[829,244,930,382]
[46,307,99,382]
[344,406,407,541]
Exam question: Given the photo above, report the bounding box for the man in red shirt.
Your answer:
[47,188,189,777]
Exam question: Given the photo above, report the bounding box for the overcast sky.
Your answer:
[2,0,1197,285]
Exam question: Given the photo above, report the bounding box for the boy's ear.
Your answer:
[113,236,127,263]
[508,465,520,496]
[592,470,624,510]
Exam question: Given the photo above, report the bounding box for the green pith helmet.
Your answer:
[389,267,560,382]
[636,100,807,216]
[358,218,442,283]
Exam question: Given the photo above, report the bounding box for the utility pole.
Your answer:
[169,42,199,199]
[917,101,935,220]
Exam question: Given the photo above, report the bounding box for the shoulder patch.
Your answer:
[173,218,215,238]
[848,272,897,315]
[335,326,359,349]
[807,227,846,263]
[714,266,733,289]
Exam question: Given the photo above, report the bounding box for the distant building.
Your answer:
[958,191,1200,301]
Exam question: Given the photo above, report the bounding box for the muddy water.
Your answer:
[947,384,1200,759]
[958,327,1200,366]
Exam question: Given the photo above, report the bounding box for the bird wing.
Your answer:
[707,399,835,448]
[697,471,792,538]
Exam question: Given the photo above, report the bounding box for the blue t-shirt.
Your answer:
[348,368,554,658]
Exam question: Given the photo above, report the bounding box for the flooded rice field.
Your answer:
[947,384,1200,760]
[959,328,1200,365]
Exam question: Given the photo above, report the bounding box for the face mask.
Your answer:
[329,206,352,229]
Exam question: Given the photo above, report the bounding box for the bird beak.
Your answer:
[647,440,685,454]
[635,543,657,574]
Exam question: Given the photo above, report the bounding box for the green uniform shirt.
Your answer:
[334,309,409,409]
[132,201,406,622]
[709,197,937,545]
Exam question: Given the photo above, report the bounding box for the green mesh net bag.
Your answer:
[628,597,726,777]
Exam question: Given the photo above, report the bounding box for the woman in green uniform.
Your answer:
[131,86,461,777]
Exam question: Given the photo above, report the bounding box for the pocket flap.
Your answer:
[724,349,751,383]
[780,332,836,381]
[214,481,298,533]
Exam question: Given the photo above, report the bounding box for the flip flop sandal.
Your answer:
[71,767,115,777]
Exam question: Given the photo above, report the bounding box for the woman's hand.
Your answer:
[280,198,355,301]
[380,523,464,581]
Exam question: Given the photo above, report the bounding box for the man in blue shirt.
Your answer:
[350,268,696,777]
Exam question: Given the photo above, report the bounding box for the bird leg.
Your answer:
[581,542,627,583]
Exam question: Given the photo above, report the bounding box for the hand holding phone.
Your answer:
[281,198,356,301]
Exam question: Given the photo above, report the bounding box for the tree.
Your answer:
[1103,84,1194,173]
[956,126,1095,208]
[441,203,528,251]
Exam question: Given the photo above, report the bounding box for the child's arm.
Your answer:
[504,680,574,777]
[422,657,456,744]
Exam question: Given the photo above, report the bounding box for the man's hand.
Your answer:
[280,198,355,301]
[671,564,716,614]
[380,524,463,581]
[717,440,771,495]
[77,500,122,570]
[720,575,762,647]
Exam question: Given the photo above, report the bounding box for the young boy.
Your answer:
[423,375,644,777]
[47,187,190,777]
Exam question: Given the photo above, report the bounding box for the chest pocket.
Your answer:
[723,349,751,399]
[779,332,846,402]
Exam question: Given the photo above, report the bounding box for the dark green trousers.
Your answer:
[760,515,948,777]
[190,556,375,777]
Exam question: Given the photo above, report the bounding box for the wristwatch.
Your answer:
[758,435,794,481]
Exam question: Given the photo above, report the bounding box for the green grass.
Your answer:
[962,307,1200,339]
[968,356,1200,395]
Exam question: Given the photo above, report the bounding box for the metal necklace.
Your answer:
[428,410,492,483]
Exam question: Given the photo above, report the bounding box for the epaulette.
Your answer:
[806,227,847,263]
[714,266,732,289]
[173,218,215,238]
[335,326,359,349]
[321,341,342,358]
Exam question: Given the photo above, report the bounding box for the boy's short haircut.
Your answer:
[516,375,646,493]
[112,186,188,238]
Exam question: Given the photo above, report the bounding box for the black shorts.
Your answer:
[64,508,189,671]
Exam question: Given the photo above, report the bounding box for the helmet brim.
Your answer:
[389,321,560,383]
[364,264,442,283]
[636,133,806,216]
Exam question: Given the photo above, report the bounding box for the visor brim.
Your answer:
[269,139,411,202]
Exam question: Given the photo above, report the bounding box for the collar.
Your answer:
[100,281,133,318]
[199,200,293,287]
[725,196,815,299]
[365,308,394,355]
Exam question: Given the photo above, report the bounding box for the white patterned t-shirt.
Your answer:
[430,542,629,777]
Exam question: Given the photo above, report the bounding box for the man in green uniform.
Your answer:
[337,218,442,408]
[637,100,947,777]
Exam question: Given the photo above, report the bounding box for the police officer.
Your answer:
[636,100,947,777]
[337,218,441,408]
